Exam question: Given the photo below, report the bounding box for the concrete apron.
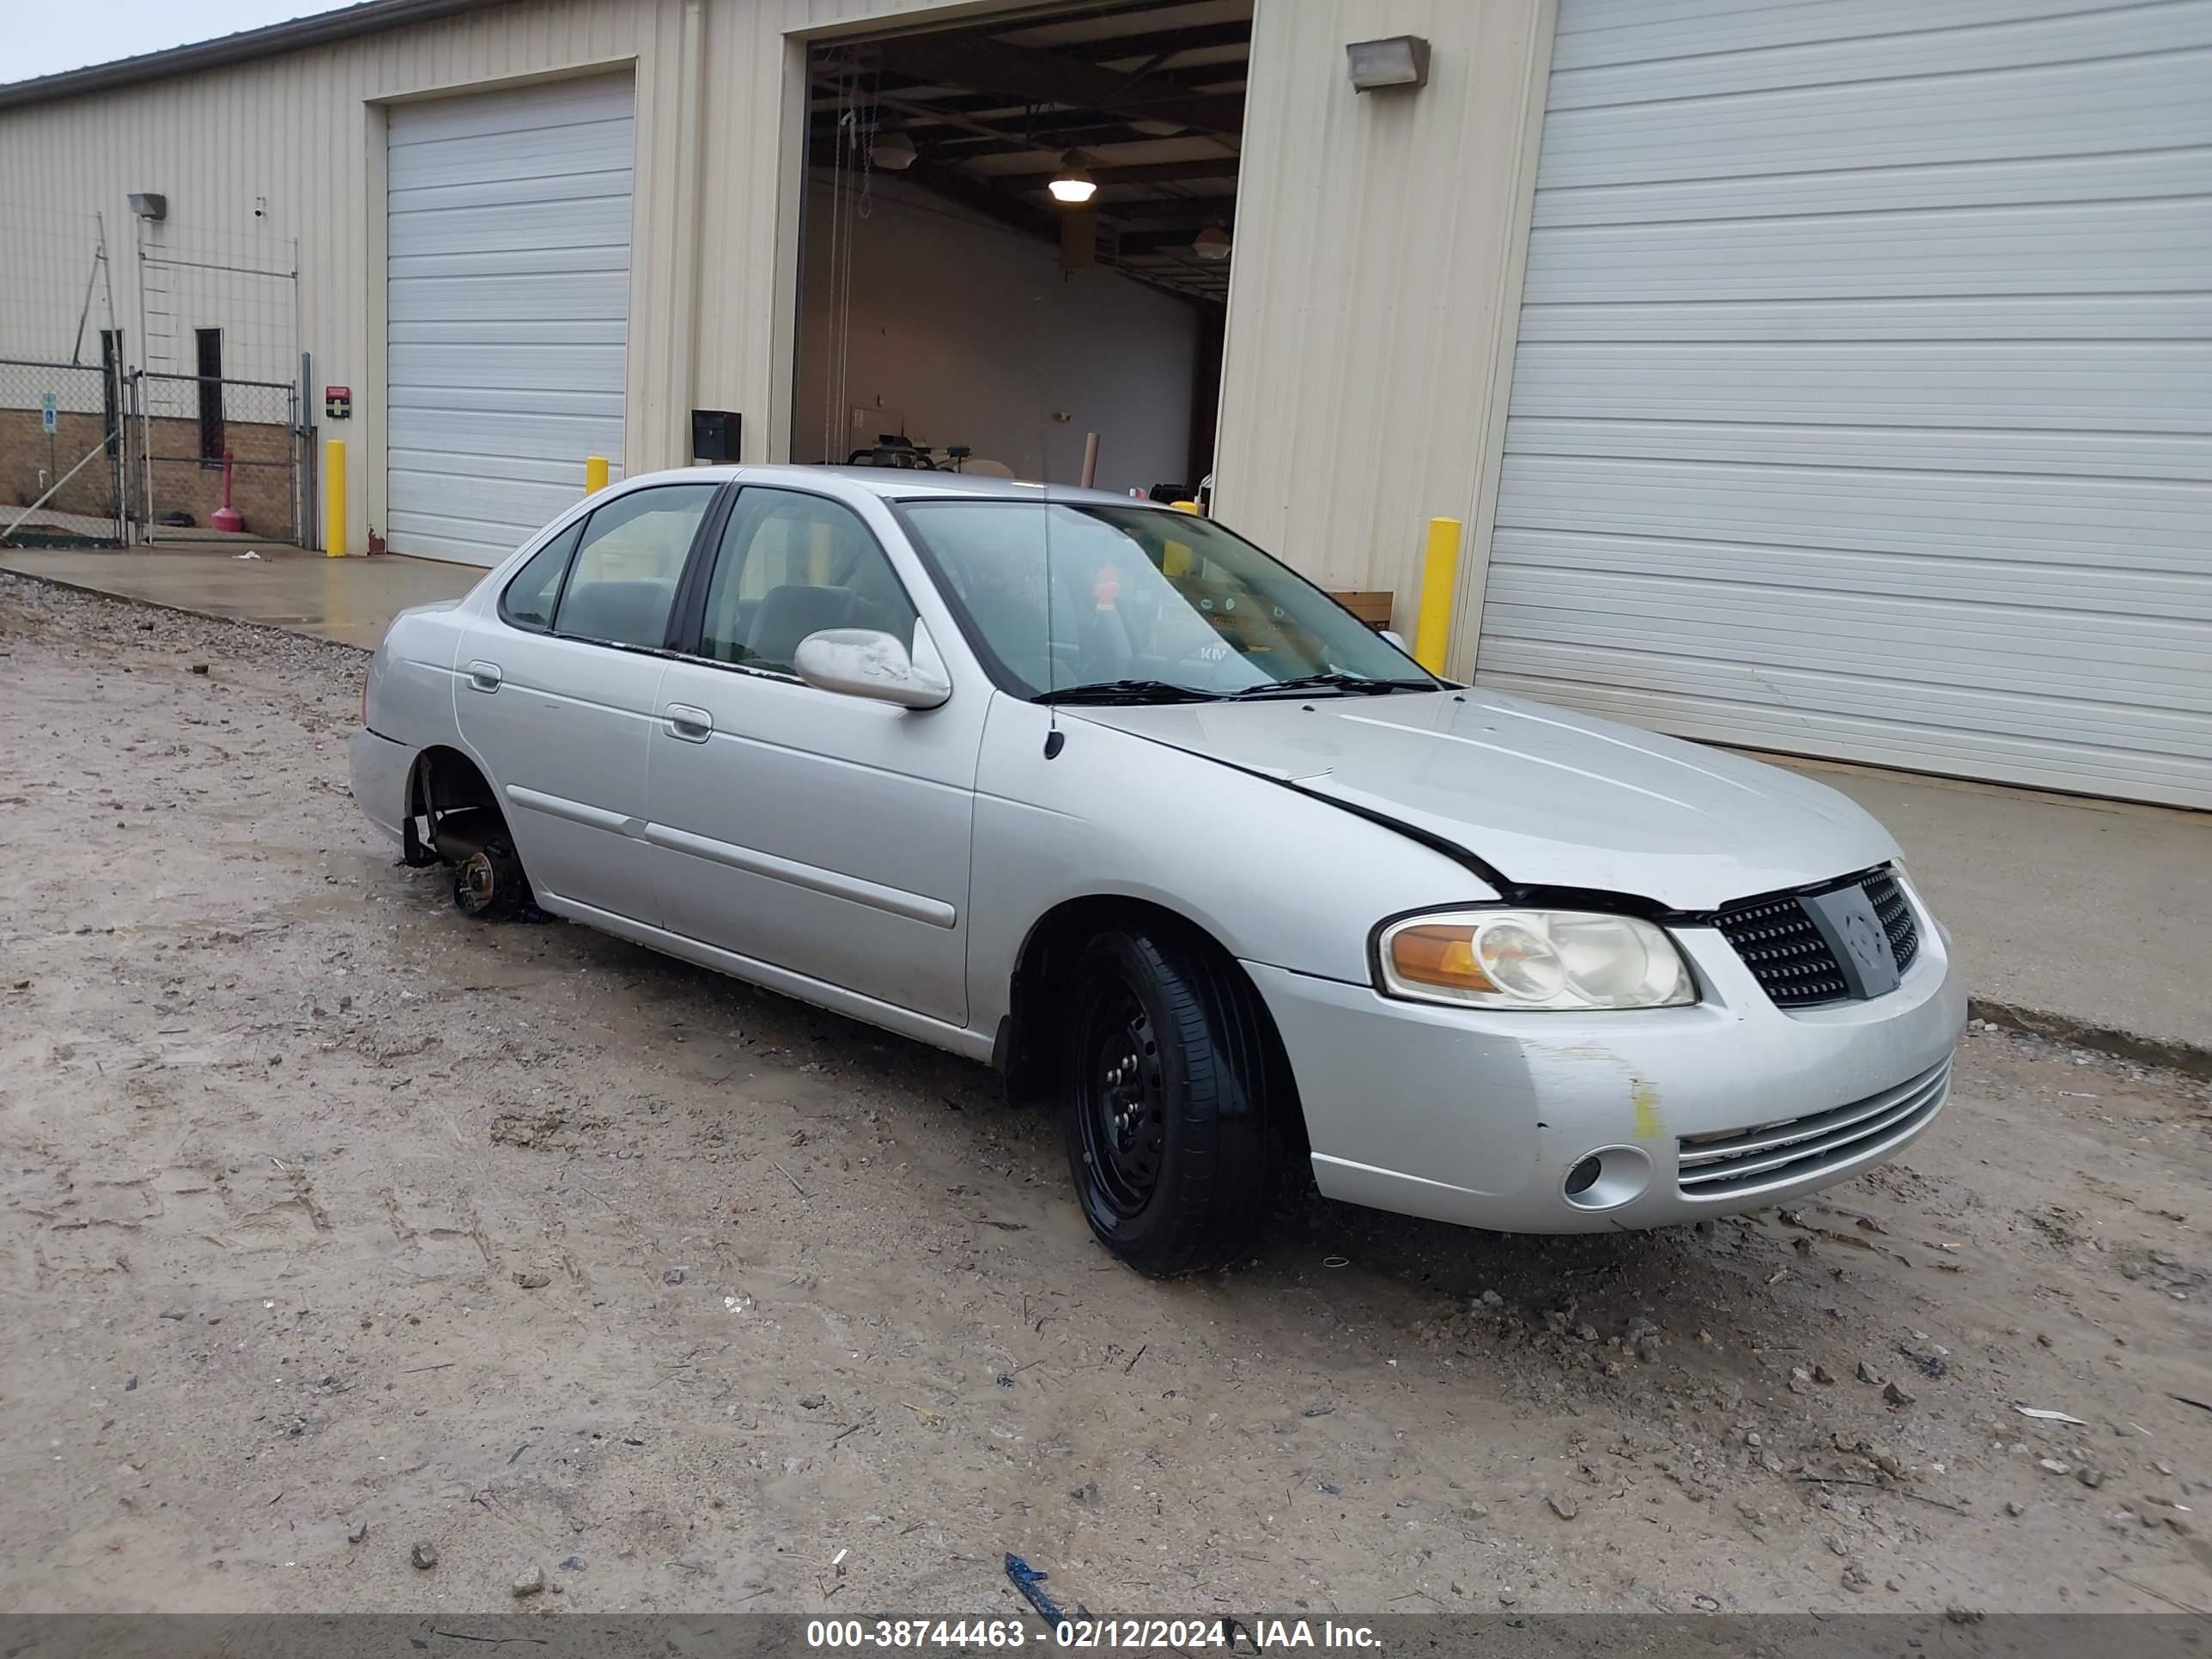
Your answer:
[1,554,2203,1073]
[0,543,479,649]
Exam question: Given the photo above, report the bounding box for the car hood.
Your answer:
[1070,690,1896,912]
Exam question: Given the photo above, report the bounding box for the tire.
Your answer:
[1061,926,1284,1276]
[452,836,528,921]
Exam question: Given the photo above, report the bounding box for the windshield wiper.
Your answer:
[1034,679,1226,706]
[1226,672,1440,699]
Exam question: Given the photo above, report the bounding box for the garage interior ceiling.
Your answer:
[809,0,1249,303]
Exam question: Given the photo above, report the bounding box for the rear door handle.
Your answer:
[665,703,713,743]
[465,660,502,693]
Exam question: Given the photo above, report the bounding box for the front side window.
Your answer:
[696,488,918,675]
[899,501,1437,702]
[497,483,717,650]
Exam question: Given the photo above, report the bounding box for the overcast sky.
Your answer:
[8,0,334,83]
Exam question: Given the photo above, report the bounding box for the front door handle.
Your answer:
[465,660,502,694]
[665,703,713,743]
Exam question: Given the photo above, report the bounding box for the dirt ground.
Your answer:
[2,570,2209,1620]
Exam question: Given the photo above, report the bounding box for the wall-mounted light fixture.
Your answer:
[1346,35,1431,92]
[1048,151,1097,204]
[128,191,167,220]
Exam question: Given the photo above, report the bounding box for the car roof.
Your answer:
[621,463,1167,510]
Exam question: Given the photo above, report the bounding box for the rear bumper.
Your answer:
[1243,893,1966,1234]
[349,727,412,846]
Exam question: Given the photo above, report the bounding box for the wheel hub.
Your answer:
[460,852,496,907]
[1080,994,1164,1218]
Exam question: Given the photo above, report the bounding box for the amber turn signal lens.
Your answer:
[1386,923,1497,993]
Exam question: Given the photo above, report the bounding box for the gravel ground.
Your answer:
[3,570,2209,1619]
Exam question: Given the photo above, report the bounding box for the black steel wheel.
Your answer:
[1077,987,1169,1219]
[1061,925,1284,1276]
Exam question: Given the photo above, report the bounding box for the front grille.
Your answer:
[1711,893,1850,1006]
[1711,865,1920,1007]
[1676,1060,1951,1200]
[1861,867,1921,973]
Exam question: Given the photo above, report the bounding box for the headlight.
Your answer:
[1376,908,1695,1011]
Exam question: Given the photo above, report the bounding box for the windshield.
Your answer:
[898,501,1440,702]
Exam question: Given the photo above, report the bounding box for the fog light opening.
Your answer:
[1562,1145,1652,1212]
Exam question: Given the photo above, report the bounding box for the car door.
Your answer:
[453,480,720,927]
[644,484,982,1024]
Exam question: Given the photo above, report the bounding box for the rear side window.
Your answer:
[556,484,719,649]
[499,520,584,632]
[496,484,719,648]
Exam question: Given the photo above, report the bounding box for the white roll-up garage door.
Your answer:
[1479,0,2212,808]
[386,75,634,565]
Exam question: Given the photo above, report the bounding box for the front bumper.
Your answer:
[1243,892,1966,1233]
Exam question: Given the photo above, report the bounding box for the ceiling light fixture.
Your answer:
[1192,222,1232,263]
[870,127,917,171]
[1048,151,1097,204]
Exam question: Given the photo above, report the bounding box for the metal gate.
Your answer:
[131,216,304,544]
[133,369,302,543]
[0,354,129,546]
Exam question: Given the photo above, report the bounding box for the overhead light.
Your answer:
[1346,34,1431,92]
[1048,151,1097,204]
[1127,118,1183,137]
[1192,222,1232,263]
[870,127,917,171]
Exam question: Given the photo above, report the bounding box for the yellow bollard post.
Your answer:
[324,439,347,557]
[1164,501,1204,573]
[585,454,610,495]
[1413,516,1462,674]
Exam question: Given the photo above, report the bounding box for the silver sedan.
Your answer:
[350,467,1965,1274]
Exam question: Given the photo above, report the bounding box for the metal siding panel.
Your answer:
[1486,0,2212,807]
[0,0,684,559]
[1209,0,1553,610]
[385,72,635,564]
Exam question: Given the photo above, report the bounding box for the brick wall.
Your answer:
[2,410,296,536]
[0,409,121,518]
[143,417,296,537]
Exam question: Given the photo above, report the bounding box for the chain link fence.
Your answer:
[0,356,126,545]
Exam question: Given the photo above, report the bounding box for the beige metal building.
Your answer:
[2,0,2206,809]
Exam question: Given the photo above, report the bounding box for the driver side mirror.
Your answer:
[793,626,952,710]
